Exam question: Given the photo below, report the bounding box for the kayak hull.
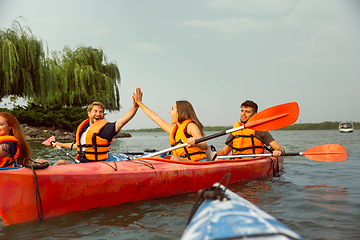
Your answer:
[0,156,283,225]
[181,184,303,240]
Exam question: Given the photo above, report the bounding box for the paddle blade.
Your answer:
[303,144,348,162]
[246,102,299,131]
[42,136,56,146]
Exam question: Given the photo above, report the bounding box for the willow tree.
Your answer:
[1,19,121,111]
[45,45,121,111]
[0,19,57,108]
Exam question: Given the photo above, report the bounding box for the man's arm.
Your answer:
[217,134,233,156]
[115,96,139,132]
[115,106,139,133]
[53,142,76,150]
[268,140,285,157]
[217,145,232,156]
[257,131,284,158]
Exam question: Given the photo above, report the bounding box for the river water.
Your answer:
[0,130,359,239]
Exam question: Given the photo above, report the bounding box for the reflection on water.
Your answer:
[230,176,274,206]
[302,184,353,239]
[305,184,348,211]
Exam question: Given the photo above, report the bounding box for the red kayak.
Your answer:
[0,156,283,225]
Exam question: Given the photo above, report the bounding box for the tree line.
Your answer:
[0,18,121,112]
[279,121,359,130]
[0,104,88,132]
[125,122,359,132]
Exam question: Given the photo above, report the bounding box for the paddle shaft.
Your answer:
[51,141,80,163]
[145,125,246,158]
[217,151,347,159]
[217,152,302,159]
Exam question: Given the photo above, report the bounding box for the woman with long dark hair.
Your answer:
[133,88,209,162]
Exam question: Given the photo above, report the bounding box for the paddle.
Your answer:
[42,136,80,163]
[143,102,299,158]
[216,144,347,162]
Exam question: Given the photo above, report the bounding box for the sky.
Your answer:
[1,0,359,130]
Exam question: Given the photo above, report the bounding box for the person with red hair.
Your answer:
[0,112,31,167]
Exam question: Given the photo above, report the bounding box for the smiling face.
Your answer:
[0,116,11,136]
[88,105,104,125]
[169,103,178,125]
[240,106,256,124]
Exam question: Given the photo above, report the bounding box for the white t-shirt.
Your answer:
[80,126,90,152]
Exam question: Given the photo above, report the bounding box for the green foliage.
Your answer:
[125,128,166,132]
[203,126,232,132]
[41,45,121,110]
[279,121,359,130]
[1,18,121,111]
[126,122,359,132]
[0,104,88,132]
[124,126,238,132]
[0,19,49,102]
[125,126,233,132]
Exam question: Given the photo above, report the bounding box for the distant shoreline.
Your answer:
[21,121,358,140]
[123,121,359,132]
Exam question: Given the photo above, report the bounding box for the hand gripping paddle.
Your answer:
[42,136,80,163]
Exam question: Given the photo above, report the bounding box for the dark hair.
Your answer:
[176,100,204,136]
[241,100,258,113]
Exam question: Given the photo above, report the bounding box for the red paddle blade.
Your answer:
[303,144,348,162]
[246,102,299,131]
[42,136,56,146]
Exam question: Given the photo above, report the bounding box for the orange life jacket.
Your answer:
[76,119,112,161]
[232,122,264,155]
[0,136,20,167]
[170,119,207,161]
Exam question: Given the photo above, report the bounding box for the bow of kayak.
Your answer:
[181,183,303,240]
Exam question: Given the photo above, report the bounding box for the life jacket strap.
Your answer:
[1,158,14,167]
[233,133,264,155]
[232,146,264,152]
[171,139,183,147]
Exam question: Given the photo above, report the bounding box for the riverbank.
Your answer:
[21,124,131,141]
[19,121,359,140]
[124,121,359,132]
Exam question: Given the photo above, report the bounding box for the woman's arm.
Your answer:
[0,143,11,158]
[133,87,173,133]
[186,122,208,150]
